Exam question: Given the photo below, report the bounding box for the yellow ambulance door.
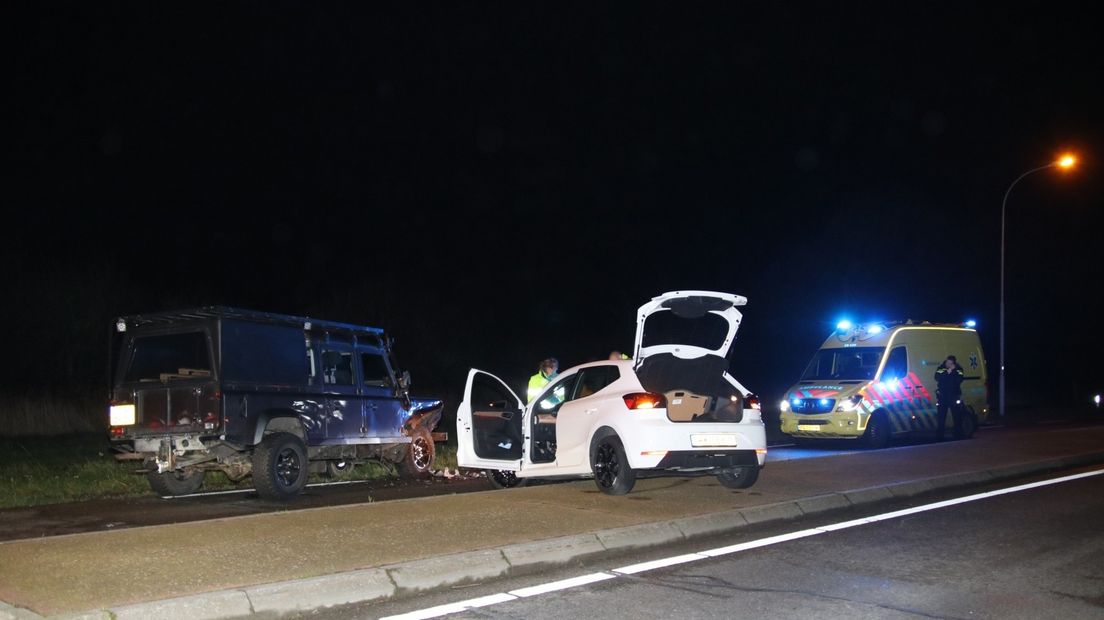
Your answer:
[876,342,913,434]
[947,330,987,421]
[907,329,944,435]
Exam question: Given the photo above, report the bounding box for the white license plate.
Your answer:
[691,433,738,447]
[797,424,821,432]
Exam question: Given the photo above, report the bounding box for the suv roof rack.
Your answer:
[118,306,385,337]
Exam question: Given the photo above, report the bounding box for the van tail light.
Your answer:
[623,392,667,410]
[744,394,761,410]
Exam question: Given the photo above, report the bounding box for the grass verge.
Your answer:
[0,434,460,509]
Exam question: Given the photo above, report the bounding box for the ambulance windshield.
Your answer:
[800,347,884,381]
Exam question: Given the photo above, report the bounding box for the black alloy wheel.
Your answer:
[592,435,636,495]
[487,469,528,489]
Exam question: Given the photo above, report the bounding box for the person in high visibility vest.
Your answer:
[527,358,559,402]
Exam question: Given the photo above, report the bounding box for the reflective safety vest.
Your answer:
[528,371,554,402]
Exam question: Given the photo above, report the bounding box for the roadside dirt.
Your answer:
[0,473,492,542]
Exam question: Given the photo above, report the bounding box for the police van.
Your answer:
[778,321,988,447]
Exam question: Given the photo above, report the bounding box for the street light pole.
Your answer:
[999,155,1077,419]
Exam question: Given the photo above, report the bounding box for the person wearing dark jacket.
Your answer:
[934,355,965,441]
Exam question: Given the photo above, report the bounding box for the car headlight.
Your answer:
[836,395,863,412]
[779,399,790,412]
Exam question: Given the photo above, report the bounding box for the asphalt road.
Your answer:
[0,435,874,541]
[339,467,1104,620]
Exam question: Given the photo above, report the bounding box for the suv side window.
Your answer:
[361,352,392,387]
[322,350,354,385]
[575,366,620,399]
[536,373,579,414]
[882,346,908,381]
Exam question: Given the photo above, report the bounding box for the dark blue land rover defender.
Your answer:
[108,307,444,500]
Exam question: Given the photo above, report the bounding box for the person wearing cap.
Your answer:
[934,355,965,441]
[527,358,559,402]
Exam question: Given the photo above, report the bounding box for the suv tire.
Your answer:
[253,432,308,501]
[400,427,435,478]
[146,467,205,496]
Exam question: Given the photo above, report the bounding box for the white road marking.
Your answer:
[613,553,705,575]
[508,572,617,597]
[380,467,1104,620]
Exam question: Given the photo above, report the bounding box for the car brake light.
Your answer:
[623,392,667,410]
[744,394,761,410]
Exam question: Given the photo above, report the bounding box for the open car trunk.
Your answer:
[632,291,748,423]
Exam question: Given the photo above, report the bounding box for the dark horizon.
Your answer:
[7,3,1103,418]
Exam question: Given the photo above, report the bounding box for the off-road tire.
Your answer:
[591,433,636,495]
[487,469,528,489]
[400,427,436,478]
[716,465,759,489]
[252,432,308,501]
[863,411,891,449]
[146,467,205,496]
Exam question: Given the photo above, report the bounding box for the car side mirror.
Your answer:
[398,370,411,390]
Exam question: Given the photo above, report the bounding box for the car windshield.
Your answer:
[800,347,885,381]
[123,331,213,382]
[641,310,729,351]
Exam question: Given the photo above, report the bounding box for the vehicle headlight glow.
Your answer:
[780,400,790,412]
[110,404,136,426]
[837,395,864,412]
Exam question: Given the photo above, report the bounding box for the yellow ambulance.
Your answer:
[778,321,988,447]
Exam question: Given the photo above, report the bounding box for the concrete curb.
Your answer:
[13,450,1104,620]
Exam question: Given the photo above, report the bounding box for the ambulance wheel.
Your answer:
[487,469,528,489]
[717,465,759,489]
[863,412,891,449]
[954,409,978,440]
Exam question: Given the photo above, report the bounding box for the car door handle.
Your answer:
[585,408,598,415]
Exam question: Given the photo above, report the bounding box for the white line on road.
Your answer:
[380,467,1104,620]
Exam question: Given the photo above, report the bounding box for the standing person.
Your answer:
[527,358,559,402]
[934,355,965,441]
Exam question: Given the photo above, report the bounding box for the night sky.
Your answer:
[7,3,1103,416]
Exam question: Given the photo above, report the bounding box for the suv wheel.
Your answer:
[400,427,435,478]
[591,434,636,495]
[252,432,308,500]
[146,466,205,496]
[716,465,759,489]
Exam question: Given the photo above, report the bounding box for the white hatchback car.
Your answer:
[456,290,767,495]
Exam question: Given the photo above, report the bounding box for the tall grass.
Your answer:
[0,433,461,509]
[0,393,106,437]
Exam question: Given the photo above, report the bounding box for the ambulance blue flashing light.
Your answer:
[818,398,830,407]
[791,397,802,406]
[965,319,977,328]
[867,324,884,335]
[836,320,853,331]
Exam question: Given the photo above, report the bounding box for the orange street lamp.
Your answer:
[999,152,1079,419]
